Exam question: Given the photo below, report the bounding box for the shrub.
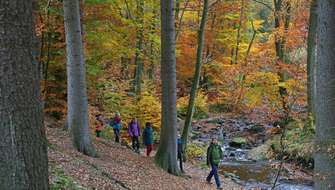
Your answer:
[177,92,209,120]
[186,143,206,160]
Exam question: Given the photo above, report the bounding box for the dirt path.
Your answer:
[47,127,242,190]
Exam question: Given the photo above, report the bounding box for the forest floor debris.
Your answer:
[47,126,242,190]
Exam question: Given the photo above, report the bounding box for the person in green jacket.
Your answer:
[206,137,223,190]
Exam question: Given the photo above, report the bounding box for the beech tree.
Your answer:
[63,0,96,156]
[0,1,49,189]
[307,0,317,116]
[155,0,179,175]
[181,0,209,155]
[315,0,335,189]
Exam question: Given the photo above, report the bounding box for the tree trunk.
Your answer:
[307,0,317,116]
[155,0,179,175]
[274,0,291,63]
[148,9,158,80]
[175,0,190,41]
[134,0,144,96]
[314,1,335,189]
[233,0,245,65]
[274,0,284,61]
[175,0,180,21]
[0,1,49,189]
[63,0,96,157]
[181,0,209,155]
[273,0,291,120]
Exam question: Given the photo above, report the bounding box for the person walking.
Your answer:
[128,118,141,153]
[206,137,223,190]
[143,122,154,156]
[177,134,184,173]
[111,112,122,143]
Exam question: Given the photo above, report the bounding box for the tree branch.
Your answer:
[252,0,273,11]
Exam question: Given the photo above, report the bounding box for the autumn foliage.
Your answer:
[36,0,310,130]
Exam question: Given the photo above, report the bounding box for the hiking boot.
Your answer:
[217,187,223,190]
[206,180,211,185]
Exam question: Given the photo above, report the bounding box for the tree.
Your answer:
[273,0,291,120]
[155,0,179,175]
[134,0,145,96]
[315,1,335,189]
[0,1,49,189]
[307,0,317,116]
[181,0,209,156]
[233,0,245,65]
[63,0,96,156]
[273,0,291,62]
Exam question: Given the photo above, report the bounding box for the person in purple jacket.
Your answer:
[128,118,141,153]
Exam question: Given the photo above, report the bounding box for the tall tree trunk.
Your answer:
[181,0,209,155]
[201,13,216,92]
[273,0,291,120]
[134,0,144,96]
[307,0,317,116]
[63,0,96,157]
[0,1,49,189]
[155,0,179,175]
[234,0,245,65]
[148,10,158,80]
[314,1,335,189]
[175,0,180,21]
[274,0,284,61]
[175,0,190,41]
[274,0,291,63]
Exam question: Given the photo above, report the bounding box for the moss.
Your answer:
[50,169,87,190]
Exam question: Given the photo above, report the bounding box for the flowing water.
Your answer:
[191,117,314,190]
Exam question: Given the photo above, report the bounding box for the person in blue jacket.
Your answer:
[177,134,184,173]
[110,112,122,143]
[143,122,154,156]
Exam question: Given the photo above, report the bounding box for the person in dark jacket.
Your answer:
[206,137,223,190]
[143,122,154,156]
[128,118,141,153]
[177,134,184,173]
[110,112,122,143]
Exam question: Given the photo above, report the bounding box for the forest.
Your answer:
[0,0,334,190]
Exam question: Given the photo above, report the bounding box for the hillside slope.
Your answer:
[47,125,241,190]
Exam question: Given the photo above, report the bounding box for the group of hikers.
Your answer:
[95,112,154,156]
[95,112,224,190]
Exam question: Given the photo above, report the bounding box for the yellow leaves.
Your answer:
[186,143,206,160]
[252,20,264,31]
[244,72,281,108]
[177,91,208,119]
[136,92,161,131]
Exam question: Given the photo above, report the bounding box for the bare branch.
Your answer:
[252,0,274,11]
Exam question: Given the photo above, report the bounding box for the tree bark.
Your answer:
[181,0,209,156]
[134,0,144,96]
[233,0,245,65]
[314,1,335,189]
[63,0,96,157]
[0,1,49,189]
[307,0,317,116]
[273,0,291,63]
[274,0,284,61]
[155,0,179,175]
[148,9,158,80]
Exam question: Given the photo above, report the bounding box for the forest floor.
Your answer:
[47,122,242,190]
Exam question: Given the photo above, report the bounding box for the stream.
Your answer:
[189,117,314,190]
